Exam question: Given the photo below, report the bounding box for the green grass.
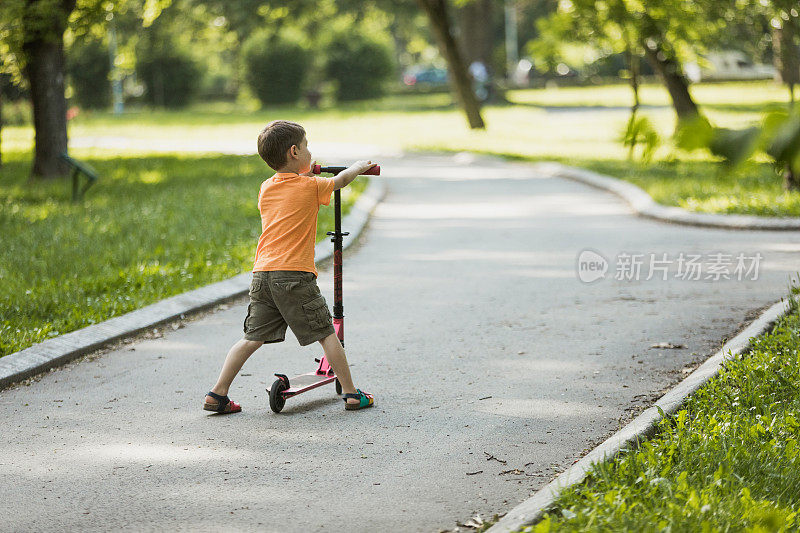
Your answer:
[520,289,800,532]
[0,151,366,356]
[580,159,800,218]
[5,80,797,216]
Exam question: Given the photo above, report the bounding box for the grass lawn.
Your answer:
[5,80,797,217]
[0,151,366,357]
[519,289,800,532]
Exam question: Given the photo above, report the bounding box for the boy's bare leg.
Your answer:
[318,333,362,405]
[205,339,263,405]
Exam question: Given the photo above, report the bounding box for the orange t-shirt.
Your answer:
[252,172,336,276]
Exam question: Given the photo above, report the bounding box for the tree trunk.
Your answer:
[642,40,698,119]
[0,82,3,168]
[457,0,507,104]
[624,44,641,116]
[457,0,493,67]
[22,0,76,179]
[785,166,800,191]
[624,44,641,160]
[417,0,485,129]
[773,21,800,107]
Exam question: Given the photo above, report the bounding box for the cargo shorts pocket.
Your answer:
[273,280,301,291]
[302,296,332,330]
[249,277,263,294]
[243,303,253,333]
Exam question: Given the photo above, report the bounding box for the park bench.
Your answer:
[60,152,98,201]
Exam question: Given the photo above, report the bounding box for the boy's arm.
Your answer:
[333,160,376,190]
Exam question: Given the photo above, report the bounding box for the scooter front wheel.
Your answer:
[269,378,288,413]
[335,378,342,396]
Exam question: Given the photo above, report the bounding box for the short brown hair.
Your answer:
[257,120,306,170]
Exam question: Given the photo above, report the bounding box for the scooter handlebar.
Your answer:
[312,164,380,176]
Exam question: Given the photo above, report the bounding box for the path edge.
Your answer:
[533,162,800,231]
[0,177,388,390]
[486,294,797,533]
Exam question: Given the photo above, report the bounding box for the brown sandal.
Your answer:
[203,391,241,413]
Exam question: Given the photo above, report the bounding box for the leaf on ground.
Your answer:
[650,342,686,349]
[458,513,484,528]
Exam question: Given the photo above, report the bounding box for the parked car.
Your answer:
[685,51,776,82]
[402,66,448,87]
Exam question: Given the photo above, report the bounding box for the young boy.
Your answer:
[203,120,375,413]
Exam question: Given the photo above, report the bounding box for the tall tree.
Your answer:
[22,0,76,178]
[638,13,698,119]
[0,0,172,179]
[770,6,800,104]
[456,0,493,67]
[456,0,509,103]
[532,0,708,120]
[417,0,485,128]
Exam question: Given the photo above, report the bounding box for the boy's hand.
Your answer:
[350,160,376,175]
[333,160,375,191]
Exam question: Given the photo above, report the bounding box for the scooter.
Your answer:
[268,163,381,413]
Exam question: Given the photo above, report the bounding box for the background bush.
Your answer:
[324,32,394,101]
[242,32,311,105]
[67,39,111,109]
[1,99,32,126]
[136,40,201,108]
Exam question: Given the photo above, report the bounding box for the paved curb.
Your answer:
[533,162,800,231]
[0,177,388,390]
[487,294,797,533]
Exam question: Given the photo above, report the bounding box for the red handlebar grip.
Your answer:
[363,165,380,175]
[312,164,321,174]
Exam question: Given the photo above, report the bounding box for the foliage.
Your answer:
[530,0,719,70]
[0,0,26,84]
[324,30,394,101]
[731,1,799,85]
[136,37,201,107]
[67,37,111,109]
[1,99,32,126]
[242,30,311,105]
[524,292,800,532]
[0,150,367,357]
[621,114,660,163]
[675,108,800,187]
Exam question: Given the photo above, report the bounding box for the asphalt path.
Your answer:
[2,152,799,532]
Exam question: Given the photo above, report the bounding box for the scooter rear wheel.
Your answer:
[335,378,342,396]
[269,378,288,413]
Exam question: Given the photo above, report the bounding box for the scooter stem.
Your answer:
[325,173,347,348]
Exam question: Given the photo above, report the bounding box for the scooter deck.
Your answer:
[270,371,336,398]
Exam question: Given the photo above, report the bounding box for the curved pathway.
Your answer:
[2,152,799,532]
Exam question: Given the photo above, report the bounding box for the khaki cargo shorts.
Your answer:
[243,271,335,346]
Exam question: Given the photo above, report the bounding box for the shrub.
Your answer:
[136,42,201,108]
[1,73,27,101]
[1,99,32,126]
[242,32,311,105]
[324,32,394,101]
[621,114,660,163]
[67,39,111,109]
